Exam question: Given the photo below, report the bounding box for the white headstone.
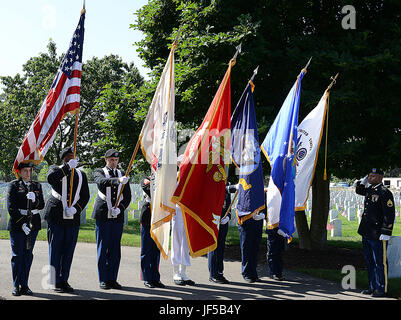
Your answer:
[387,236,401,279]
[347,207,355,221]
[0,208,7,230]
[330,218,342,237]
[80,207,87,224]
[329,209,338,220]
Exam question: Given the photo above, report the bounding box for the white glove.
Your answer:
[220,216,230,225]
[277,229,289,238]
[360,175,368,186]
[253,213,265,221]
[111,207,121,217]
[118,176,129,185]
[26,191,36,202]
[65,206,77,217]
[22,223,31,235]
[379,234,391,241]
[67,158,78,169]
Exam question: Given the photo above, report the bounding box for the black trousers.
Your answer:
[266,227,286,277]
[207,222,229,278]
[140,224,161,282]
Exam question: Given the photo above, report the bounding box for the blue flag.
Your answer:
[231,80,265,224]
[261,69,306,238]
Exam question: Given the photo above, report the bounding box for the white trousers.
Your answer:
[171,205,191,267]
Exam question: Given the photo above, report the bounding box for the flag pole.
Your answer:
[323,73,339,181]
[68,3,86,207]
[113,138,141,209]
[221,189,239,220]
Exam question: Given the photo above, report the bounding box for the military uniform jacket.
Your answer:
[356,182,395,240]
[7,179,45,232]
[92,167,131,223]
[140,201,151,226]
[44,164,90,227]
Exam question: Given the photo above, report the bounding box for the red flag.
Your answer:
[172,60,234,257]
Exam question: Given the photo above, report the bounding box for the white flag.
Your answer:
[294,90,328,210]
[140,45,177,259]
[265,178,282,229]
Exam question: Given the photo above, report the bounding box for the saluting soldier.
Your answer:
[93,149,131,290]
[7,162,45,296]
[356,168,395,297]
[44,146,90,293]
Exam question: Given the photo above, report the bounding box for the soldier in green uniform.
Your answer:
[355,168,395,297]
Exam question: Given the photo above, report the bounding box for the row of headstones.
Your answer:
[329,189,366,237]
[328,188,401,237]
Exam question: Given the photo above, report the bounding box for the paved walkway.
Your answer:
[0,239,395,301]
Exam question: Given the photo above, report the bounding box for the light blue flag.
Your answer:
[261,68,306,238]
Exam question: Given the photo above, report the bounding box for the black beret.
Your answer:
[105,149,120,158]
[18,162,34,170]
[371,168,384,175]
[60,147,74,160]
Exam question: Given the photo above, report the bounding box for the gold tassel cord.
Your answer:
[323,92,329,181]
[323,73,339,181]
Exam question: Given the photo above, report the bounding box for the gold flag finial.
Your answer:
[81,0,86,15]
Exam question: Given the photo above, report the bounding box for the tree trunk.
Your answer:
[295,211,311,250]
[310,174,330,250]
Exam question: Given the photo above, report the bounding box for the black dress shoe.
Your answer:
[243,276,256,283]
[183,279,196,286]
[174,279,186,286]
[12,286,21,296]
[144,281,155,288]
[372,290,386,298]
[109,281,122,289]
[20,286,33,295]
[54,282,64,292]
[64,282,75,293]
[270,275,284,281]
[361,288,374,295]
[243,277,259,283]
[100,282,111,290]
[209,276,230,284]
[153,281,165,288]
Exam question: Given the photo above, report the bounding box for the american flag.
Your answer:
[13,11,85,176]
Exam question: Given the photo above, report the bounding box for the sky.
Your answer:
[0,0,150,86]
